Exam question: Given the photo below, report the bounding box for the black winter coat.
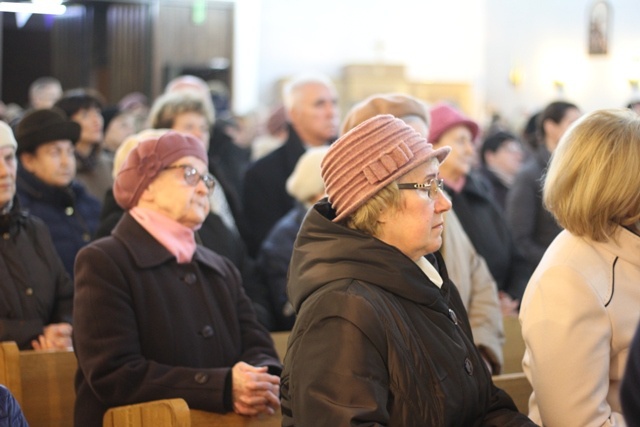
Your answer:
[73,213,281,426]
[446,173,531,301]
[0,197,73,349]
[281,201,536,426]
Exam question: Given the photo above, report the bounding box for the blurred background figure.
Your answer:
[28,77,63,110]
[429,103,530,305]
[256,146,329,331]
[8,76,63,129]
[101,105,137,170]
[242,73,339,257]
[55,88,112,204]
[0,121,73,351]
[478,131,524,212]
[627,99,640,115]
[520,108,640,426]
[117,91,150,132]
[250,104,288,161]
[15,108,101,280]
[506,101,581,273]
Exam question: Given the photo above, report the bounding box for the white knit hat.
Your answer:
[286,146,330,204]
[0,121,17,150]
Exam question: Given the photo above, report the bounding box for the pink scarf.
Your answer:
[130,206,196,264]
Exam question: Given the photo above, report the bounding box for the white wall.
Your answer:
[234,0,487,116]
[485,0,640,128]
[233,0,640,129]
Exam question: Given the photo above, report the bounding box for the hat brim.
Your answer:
[332,144,452,222]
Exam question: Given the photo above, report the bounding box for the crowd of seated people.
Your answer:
[2,72,640,426]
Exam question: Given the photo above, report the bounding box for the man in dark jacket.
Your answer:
[242,74,339,257]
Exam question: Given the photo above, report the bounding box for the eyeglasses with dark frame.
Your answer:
[397,178,444,200]
[164,164,216,190]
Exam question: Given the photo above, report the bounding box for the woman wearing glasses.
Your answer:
[73,132,281,426]
[280,115,534,426]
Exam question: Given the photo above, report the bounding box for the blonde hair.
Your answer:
[147,91,214,130]
[345,183,402,237]
[543,108,640,242]
[112,129,170,178]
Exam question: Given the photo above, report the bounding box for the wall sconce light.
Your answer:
[508,67,523,87]
[553,80,565,97]
[629,79,639,92]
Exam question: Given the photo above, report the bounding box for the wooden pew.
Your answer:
[492,372,532,415]
[103,399,282,427]
[270,331,290,361]
[0,341,77,427]
[501,315,526,374]
[103,331,289,427]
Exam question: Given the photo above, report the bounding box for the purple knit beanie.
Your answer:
[321,114,450,222]
[113,131,208,210]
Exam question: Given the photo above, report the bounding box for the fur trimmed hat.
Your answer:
[321,114,450,222]
[15,108,80,154]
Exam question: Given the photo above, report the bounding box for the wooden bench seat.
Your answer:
[0,341,76,427]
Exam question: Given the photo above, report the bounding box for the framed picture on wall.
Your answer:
[588,0,610,55]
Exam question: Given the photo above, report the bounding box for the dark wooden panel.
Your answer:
[153,1,233,96]
[51,4,93,90]
[107,3,152,103]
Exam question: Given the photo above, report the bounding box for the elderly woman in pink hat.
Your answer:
[72,131,281,426]
[429,103,531,310]
[280,115,535,426]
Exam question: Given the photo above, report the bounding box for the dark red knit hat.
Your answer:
[113,131,208,210]
[428,103,479,144]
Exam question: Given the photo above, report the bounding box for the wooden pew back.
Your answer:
[0,341,77,427]
[502,316,525,374]
[492,372,532,414]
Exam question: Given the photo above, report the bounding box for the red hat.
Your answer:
[428,103,479,144]
[113,131,208,210]
[321,114,450,222]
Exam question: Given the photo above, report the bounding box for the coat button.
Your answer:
[201,325,214,338]
[25,288,34,296]
[2,232,9,240]
[183,273,197,285]
[65,207,74,216]
[464,358,474,375]
[194,372,209,384]
[448,309,458,325]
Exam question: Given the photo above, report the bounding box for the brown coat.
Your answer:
[73,213,281,426]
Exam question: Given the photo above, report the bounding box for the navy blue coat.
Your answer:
[16,166,101,279]
[0,385,28,427]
